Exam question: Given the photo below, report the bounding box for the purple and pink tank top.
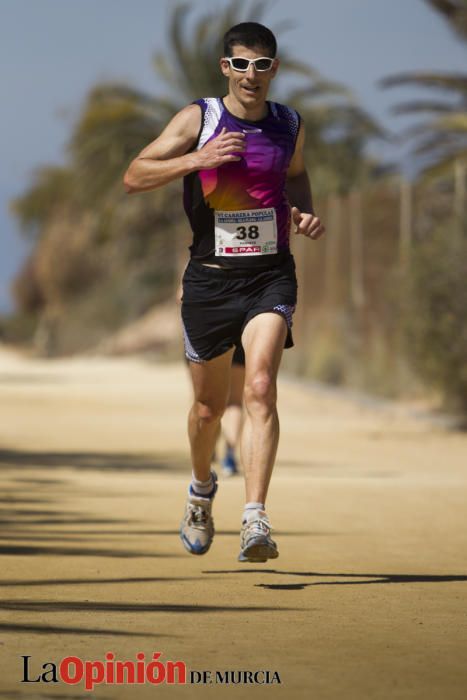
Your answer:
[183,97,301,269]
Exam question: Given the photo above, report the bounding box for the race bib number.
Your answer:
[214,208,277,256]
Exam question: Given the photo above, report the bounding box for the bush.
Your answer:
[0,312,39,346]
[11,254,45,313]
[403,218,467,414]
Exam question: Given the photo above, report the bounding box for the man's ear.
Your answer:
[270,58,280,79]
[219,58,230,78]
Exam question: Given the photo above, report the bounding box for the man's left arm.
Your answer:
[286,122,325,240]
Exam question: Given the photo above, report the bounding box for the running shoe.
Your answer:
[222,446,238,477]
[238,510,279,563]
[180,472,217,555]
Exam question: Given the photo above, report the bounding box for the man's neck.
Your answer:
[223,94,268,122]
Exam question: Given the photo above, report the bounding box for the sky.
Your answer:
[1,0,466,313]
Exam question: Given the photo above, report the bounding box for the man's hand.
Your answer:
[291,206,325,240]
[194,128,245,170]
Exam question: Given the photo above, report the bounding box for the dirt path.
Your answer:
[0,348,466,699]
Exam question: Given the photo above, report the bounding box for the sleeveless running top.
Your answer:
[183,97,301,269]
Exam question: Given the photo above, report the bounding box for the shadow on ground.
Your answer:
[0,472,180,559]
[0,622,157,637]
[204,569,467,590]
[0,576,221,588]
[0,448,187,473]
[0,600,298,614]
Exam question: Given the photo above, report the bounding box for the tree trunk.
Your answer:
[454,158,466,222]
[349,190,365,310]
[325,194,341,306]
[399,178,412,270]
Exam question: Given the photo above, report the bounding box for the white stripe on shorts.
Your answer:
[182,322,204,364]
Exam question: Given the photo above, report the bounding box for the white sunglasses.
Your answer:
[223,56,275,72]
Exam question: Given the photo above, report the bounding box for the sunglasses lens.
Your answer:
[255,58,273,71]
[231,58,250,70]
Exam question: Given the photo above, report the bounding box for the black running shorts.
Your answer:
[181,256,297,363]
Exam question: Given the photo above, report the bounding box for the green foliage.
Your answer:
[10,166,74,238]
[402,219,467,411]
[11,254,45,313]
[0,312,38,346]
[68,83,163,206]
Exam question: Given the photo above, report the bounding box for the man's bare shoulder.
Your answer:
[170,103,203,138]
[135,103,202,161]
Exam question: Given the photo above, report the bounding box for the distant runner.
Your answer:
[219,343,244,477]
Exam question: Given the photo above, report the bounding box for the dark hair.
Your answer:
[223,22,277,58]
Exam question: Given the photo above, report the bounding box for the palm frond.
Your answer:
[287,80,353,104]
[425,0,467,40]
[67,83,164,205]
[277,57,321,80]
[435,111,467,130]
[413,130,466,155]
[382,63,467,172]
[245,0,270,22]
[420,147,467,181]
[381,71,467,96]
[270,18,296,36]
[390,100,460,115]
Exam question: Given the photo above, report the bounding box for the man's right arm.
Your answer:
[123,104,245,193]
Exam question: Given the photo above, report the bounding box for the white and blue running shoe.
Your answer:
[180,472,217,555]
[238,510,279,563]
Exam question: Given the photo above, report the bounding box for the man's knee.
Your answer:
[193,400,225,425]
[244,371,277,414]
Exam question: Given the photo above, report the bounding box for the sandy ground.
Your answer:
[0,345,466,700]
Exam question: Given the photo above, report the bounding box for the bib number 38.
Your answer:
[214,208,277,256]
[235,225,259,240]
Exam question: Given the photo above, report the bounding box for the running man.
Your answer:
[124,22,324,562]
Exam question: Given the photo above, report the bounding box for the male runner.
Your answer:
[124,22,324,562]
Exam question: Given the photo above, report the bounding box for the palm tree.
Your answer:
[380,0,467,177]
